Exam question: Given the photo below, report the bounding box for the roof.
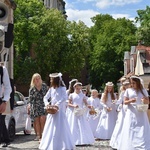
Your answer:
[118,72,134,82]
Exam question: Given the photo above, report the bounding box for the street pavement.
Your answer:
[0,128,112,150]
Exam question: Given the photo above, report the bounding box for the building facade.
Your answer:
[43,0,67,18]
[123,43,150,88]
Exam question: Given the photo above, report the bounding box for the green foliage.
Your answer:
[14,0,45,55]
[14,1,141,90]
[14,0,90,84]
[62,21,90,78]
[136,6,150,45]
[34,9,68,78]
[14,0,46,84]
[89,14,137,90]
[14,57,38,84]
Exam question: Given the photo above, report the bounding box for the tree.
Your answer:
[14,0,90,85]
[136,6,150,46]
[35,11,90,80]
[62,21,90,78]
[14,0,46,84]
[14,0,45,56]
[89,14,137,90]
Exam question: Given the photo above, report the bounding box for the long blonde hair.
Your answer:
[102,85,115,103]
[30,73,42,88]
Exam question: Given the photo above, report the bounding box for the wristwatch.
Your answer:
[2,100,7,103]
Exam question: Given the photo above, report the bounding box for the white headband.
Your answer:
[130,76,144,87]
[73,82,82,87]
[49,72,62,78]
[106,82,114,86]
[69,79,78,84]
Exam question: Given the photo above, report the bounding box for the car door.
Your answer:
[13,92,27,130]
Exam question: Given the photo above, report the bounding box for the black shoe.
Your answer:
[2,142,10,147]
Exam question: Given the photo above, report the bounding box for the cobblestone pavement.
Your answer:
[0,128,112,150]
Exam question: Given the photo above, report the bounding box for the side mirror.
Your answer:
[16,101,24,106]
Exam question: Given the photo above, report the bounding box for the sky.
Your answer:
[65,0,150,27]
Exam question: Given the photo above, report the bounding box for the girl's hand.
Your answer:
[130,98,136,103]
[130,98,137,103]
[88,105,93,109]
[141,97,149,104]
[107,107,112,112]
[112,100,116,104]
[74,105,79,108]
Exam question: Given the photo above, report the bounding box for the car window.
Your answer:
[15,94,20,101]
[17,92,25,101]
[14,93,20,105]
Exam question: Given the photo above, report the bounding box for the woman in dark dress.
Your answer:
[28,73,48,141]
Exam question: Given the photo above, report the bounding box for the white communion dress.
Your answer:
[118,88,150,150]
[109,90,127,149]
[95,93,118,140]
[66,91,95,145]
[87,97,103,136]
[39,86,75,150]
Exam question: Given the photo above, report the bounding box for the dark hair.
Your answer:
[130,78,145,96]
[68,80,77,94]
[50,77,65,88]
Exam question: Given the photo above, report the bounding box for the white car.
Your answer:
[5,91,30,141]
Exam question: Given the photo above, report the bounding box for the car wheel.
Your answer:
[8,120,15,141]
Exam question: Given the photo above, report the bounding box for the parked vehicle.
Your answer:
[5,91,30,141]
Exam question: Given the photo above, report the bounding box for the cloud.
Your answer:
[65,1,75,9]
[66,8,136,27]
[112,13,131,19]
[65,0,139,27]
[96,0,142,9]
[96,0,111,9]
[74,0,142,9]
[111,0,141,5]
[66,9,99,27]
[76,0,95,3]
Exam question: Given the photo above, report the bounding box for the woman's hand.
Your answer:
[27,104,31,115]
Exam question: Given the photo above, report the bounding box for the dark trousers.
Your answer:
[0,114,10,144]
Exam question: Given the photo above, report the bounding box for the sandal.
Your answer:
[34,136,40,141]
[39,138,41,144]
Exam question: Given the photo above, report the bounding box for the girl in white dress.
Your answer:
[118,76,150,150]
[66,79,78,111]
[110,80,130,149]
[66,82,95,145]
[87,89,103,137]
[66,79,78,96]
[39,73,75,150]
[95,82,118,140]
